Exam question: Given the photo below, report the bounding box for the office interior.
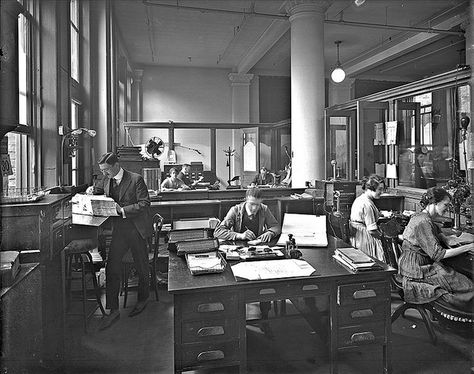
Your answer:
[1,0,473,373]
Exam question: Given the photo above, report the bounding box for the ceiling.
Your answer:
[114,0,468,82]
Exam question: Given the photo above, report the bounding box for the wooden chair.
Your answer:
[64,239,106,332]
[379,217,473,345]
[121,213,164,308]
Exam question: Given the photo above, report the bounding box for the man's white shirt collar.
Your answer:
[114,168,124,184]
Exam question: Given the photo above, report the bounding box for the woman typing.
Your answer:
[398,187,473,312]
[349,174,385,261]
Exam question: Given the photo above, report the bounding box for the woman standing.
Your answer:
[398,187,473,312]
[350,174,385,261]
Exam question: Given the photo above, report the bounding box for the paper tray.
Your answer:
[185,252,227,275]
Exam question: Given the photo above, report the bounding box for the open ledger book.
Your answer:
[277,213,328,247]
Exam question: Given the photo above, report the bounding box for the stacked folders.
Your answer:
[333,247,383,272]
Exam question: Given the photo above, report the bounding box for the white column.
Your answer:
[287,0,330,187]
[229,73,254,122]
[229,73,254,186]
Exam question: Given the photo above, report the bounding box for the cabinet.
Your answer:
[1,194,72,367]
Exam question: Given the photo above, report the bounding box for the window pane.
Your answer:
[71,27,79,81]
[18,13,28,125]
[70,0,79,27]
[71,101,79,186]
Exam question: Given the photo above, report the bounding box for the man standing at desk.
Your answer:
[88,152,151,330]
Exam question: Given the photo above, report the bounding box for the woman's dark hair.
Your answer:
[361,174,385,191]
[169,167,177,175]
[420,187,451,208]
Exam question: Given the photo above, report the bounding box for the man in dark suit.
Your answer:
[88,152,152,330]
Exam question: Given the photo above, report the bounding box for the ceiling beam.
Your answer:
[237,20,289,74]
[344,12,467,77]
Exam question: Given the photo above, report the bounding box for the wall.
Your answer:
[258,76,291,123]
[352,79,407,99]
[139,65,236,184]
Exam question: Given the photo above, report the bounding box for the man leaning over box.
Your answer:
[86,152,151,330]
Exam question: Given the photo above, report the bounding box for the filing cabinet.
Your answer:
[336,280,391,351]
[174,290,245,373]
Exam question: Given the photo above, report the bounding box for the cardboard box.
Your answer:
[71,194,119,217]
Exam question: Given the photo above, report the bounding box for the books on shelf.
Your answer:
[333,247,383,272]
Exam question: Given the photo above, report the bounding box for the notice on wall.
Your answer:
[385,121,398,145]
[373,123,385,145]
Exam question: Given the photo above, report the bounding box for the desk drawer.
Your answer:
[287,279,330,296]
[182,319,239,343]
[338,321,386,348]
[244,283,290,302]
[181,340,240,368]
[337,301,387,326]
[180,293,238,319]
[337,281,389,306]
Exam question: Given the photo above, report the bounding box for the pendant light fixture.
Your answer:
[331,41,346,83]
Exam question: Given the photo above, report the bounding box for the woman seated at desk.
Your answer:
[349,174,385,261]
[161,167,190,191]
[398,187,473,312]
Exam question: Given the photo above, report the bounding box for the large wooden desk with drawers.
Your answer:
[168,235,395,374]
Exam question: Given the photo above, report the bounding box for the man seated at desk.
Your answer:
[86,152,151,330]
[161,167,190,191]
[214,187,280,334]
[249,167,274,188]
[177,164,204,189]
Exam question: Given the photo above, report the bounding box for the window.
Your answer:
[398,85,470,189]
[70,0,79,82]
[6,8,35,193]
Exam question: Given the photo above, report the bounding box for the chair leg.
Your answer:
[123,266,129,308]
[80,257,88,333]
[90,265,106,316]
[417,306,437,345]
[151,262,159,302]
[391,302,410,323]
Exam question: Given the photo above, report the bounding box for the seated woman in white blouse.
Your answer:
[349,174,385,261]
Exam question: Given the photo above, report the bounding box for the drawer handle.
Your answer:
[350,332,375,343]
[259,288,276,295]
[350,309,374,319]
[197,326,225,337]
[197,350,224,361]
[302,284,319,291]
[197,302,224,313]
[352,289,376,299]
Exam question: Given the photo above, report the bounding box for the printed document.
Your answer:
[231,259,316,281]
[277,213,328,247]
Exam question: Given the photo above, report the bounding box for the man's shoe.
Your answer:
[99,310,120,331]
[129,300,148,317]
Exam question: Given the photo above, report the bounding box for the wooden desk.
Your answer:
[169,236,395,374]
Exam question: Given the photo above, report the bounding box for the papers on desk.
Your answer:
[333,247,383,272]
[231,259,316,281]
[186,251,226,275]
[71,194,119,217]
[219,245,284,261]
[277,213,328,247]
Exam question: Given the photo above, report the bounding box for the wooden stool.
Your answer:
[64,239,106,332]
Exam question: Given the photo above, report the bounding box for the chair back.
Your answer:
[328,212,351,243]
[379,217,403,269]
[152,213,164,258]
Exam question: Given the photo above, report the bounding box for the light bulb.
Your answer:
[331,67,346,83]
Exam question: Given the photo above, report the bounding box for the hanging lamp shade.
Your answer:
[331,41,346,83]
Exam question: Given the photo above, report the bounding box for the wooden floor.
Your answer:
[12,285,472,374]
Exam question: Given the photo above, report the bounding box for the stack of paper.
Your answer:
[71,194,119,217]
[186,251,226,275]
[277,213,328,247]
[333,247,383,272]
[231,259,316,281]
